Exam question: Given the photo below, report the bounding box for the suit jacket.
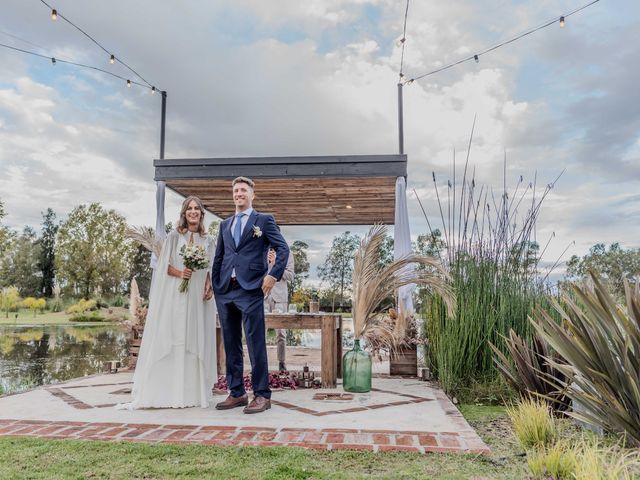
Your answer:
[267,251,294,304]
[212,210,290,293]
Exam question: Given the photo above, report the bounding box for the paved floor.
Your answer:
[0,362,489,454]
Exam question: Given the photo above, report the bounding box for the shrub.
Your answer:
[507,398,557,450]
[111,295,125,307]
[65,299,97,315]
[527,441,577,480]
[532,273,640,446]
[21,297,47,316]
[70,311,105,322]
[94,297,109,309]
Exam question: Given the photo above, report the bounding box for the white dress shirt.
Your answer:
[231,207,253,278]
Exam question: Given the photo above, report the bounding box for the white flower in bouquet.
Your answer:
[178,244,209,293]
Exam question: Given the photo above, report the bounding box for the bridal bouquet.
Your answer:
[178,244,209,293]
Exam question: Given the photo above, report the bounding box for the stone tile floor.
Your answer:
[0,371,489,455]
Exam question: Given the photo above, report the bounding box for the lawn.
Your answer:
[0,307,128,326]
[0,406,529,479]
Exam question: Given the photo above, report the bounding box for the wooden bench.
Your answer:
[216,313,343,388]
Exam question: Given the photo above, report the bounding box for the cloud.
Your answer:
[1,0,639,283]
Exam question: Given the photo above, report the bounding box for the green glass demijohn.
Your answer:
[342,339,372,393]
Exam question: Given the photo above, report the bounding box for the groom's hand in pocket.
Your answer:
[262,275,276,297]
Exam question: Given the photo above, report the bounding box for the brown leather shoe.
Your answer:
[243,396,271,414]
[215,394,248,410]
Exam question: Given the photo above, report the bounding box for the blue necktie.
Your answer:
[233,213,245,246]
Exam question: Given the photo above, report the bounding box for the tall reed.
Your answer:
[419,124,564,394]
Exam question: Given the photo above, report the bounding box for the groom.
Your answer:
[212,176,290,414]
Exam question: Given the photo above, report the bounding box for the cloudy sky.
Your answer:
[1,0,638,282]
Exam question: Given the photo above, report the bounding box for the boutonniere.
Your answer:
[253,225,263,238]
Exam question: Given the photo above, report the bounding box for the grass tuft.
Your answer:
[507,397,556,450]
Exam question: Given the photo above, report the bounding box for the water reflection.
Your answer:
[0,325,129,393]
[2,318,355,394]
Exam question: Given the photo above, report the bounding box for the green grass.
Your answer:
[0,406,529,479]
[0,307,127,326]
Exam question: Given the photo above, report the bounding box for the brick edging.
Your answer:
[0,419,489,454]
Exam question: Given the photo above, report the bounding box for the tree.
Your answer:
[22,297,46,317]
[0,227,42,296]
[0,198,16,259]
[377,235,394,270]
[413,229,446,258]
[0,286,20,318]
[38,208,58,297]
[289,240,310,298]
[317,231,360,310]
[566,242,640,298]
[55,203,135,298]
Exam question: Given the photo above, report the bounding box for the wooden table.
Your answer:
[216,313,343,388]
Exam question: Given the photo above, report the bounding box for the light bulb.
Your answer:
[51,9,57,20]
[51,57,56,64]
[151,86,156,94]
[395,37,406,48]
[559,16,565,28]
[474,54,479,63]
[109,54,115,64]
[127,80,131,88]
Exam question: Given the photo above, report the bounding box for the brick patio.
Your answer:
[0,371,490,455]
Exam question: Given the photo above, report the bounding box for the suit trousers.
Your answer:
[216,281,271,399]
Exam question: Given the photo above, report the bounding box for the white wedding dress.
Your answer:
[116,230,217,409]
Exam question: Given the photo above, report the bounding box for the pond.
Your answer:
[0,324,130,394]
[0,318,356,394]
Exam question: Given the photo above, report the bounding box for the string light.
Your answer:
[474,54,479,63]
[38,0,155,89]
[127,79,131,87]
[396,37,406,48]
[404,0,600,84]
[109,54,115,64]
[51,9,57,20]
[151,86,156,94]
[0,42,156,92]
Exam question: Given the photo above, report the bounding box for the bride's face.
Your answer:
[185,201,201,225]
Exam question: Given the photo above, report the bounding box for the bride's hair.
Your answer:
[177,196,207,236]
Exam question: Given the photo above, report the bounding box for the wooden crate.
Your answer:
[389,344,417,376]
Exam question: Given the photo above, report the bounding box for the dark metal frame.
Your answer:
[154,154,407,181]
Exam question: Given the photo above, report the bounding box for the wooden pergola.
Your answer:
[153,154,407,225]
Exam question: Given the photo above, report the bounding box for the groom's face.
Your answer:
[233,181,254,211]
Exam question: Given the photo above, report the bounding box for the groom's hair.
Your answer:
[232,176,255,189]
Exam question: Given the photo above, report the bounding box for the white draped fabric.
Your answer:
[394,176,414,314]
[151,180,167,269]
[117,230,217,409]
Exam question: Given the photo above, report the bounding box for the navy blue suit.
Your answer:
[212,210,289,399]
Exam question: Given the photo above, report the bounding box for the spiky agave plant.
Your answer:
[532,272,640,447]
[352,224,454,353]
[490,329,570,413]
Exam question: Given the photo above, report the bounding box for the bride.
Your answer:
[118,196,217,409]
